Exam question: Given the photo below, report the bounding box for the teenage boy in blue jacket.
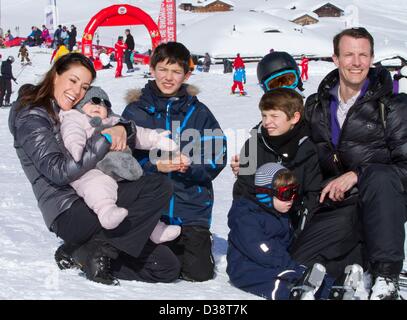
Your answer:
[122,42,227,282]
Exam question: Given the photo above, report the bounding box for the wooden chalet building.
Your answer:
[291,14,319,26]
[179,0,234,13]
[313,2,344,17]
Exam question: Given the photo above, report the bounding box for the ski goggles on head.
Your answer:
[90,97,111,109]
[255,183,299,202]
[262,70,299,92]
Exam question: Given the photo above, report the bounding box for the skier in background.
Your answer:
[124,29,135,73]
[233,53,245,69]
[68,25,77,52]
[231,66,246,96]
[18,44,31,65]
[299,55,309,81]
[203,52,211,72]
[99,48,113,69]
[0,56,17,107]
[114,36,127,78]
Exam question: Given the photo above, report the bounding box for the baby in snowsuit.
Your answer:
[59,86,181,244]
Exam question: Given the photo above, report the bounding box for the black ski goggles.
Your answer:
[90,96,111,109]
[255,183,299,202]
[262,70,299,92]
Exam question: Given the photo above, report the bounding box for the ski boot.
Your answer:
[71,236,120,286]
[329,264,365,300]
[54,243,80,270]
[290,263,326,300]
[369,262,403,300]
[370,275,401,300]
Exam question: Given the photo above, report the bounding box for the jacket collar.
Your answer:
[125,81,199,114]
[317,66,393,102]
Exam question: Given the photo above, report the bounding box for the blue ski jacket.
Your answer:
[122,81,227,228]
[233,68,246,83]
[226,196,306,299]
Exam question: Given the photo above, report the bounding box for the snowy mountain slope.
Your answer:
[3,0,407,59]
[177,11,332,57]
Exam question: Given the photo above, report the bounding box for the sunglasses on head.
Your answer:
[255,183,299,202]
[262,70,299,92]
[90,96,111,109]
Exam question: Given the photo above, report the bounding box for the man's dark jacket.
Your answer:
[305,67,407,187]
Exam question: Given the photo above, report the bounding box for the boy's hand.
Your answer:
[230,154,240,176]
[156,159,182,173]
[179,153,191,173]
[157,152,191,173]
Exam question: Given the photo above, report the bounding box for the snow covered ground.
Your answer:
[1,0,407,300]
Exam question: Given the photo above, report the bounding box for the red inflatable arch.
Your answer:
[81,4,161,59]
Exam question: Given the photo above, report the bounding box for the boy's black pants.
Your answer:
[290,201,363,278]
[165,225,215,282]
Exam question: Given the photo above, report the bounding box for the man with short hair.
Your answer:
[305,27,407,300]
[124,29,135,72]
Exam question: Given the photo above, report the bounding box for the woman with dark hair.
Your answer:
[9,53,180,286]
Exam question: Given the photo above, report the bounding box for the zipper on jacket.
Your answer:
[164,98,198,225]
[165,99,175,222]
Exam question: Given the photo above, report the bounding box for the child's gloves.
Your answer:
[155,130,179,152]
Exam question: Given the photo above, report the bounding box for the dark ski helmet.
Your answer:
[8,55,15,63]
[257,51,303,91]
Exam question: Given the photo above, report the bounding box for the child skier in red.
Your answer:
[299,55,309,81]
[114,36,127,78]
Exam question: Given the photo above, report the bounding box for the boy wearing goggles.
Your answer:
[227,162,365,300]
[59,86,181,244]
[232,87,322,230]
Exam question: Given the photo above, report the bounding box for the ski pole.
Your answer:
[15,52,35,80]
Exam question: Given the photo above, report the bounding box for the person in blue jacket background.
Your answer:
[231,67,246,96]
[122,41,227,282]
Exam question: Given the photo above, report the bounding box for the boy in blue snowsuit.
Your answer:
[122,42,227,282]
[227,162,366,300]
[231,67,246,95]
[227,162,329,299]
